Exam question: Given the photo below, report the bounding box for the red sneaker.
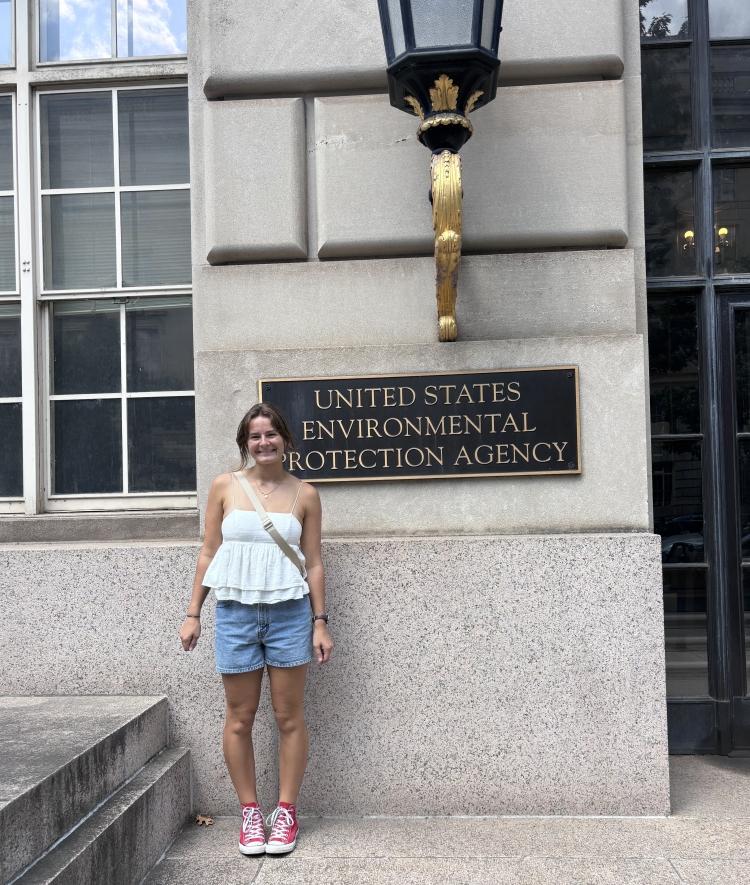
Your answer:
[265,804,298,854]
[238,803,266,855]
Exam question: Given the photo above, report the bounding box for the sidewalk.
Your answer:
[145,757,750,884]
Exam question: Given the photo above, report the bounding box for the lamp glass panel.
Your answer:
[480,0,500,50]
[116,0,186,58]
[711,46,750,150]
[386,0,406,57]
[40,92,113,189]
[0,403,22,497]
[709,0,750,39]
[39,0,111,62]
[641,0,688,39]
[0,0,12,66]
[118,88,189,186]
[42,194,116,290]
[0,95,12,189]
[644,167,697,277]
[410,0,474,48]
[713,165,750,275]
[642,47,693,152]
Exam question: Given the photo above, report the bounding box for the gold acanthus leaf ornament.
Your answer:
[404,95,424,120]
[464,90,483,115]
[429,75,459,112]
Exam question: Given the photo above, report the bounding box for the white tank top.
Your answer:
[202,475,309,605]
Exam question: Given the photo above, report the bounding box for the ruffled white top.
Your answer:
[203,509,309,605]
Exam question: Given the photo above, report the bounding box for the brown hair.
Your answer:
[236,402,295,469]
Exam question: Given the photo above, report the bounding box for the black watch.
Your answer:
[312,612,329,625]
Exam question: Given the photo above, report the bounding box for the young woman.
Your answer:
[179,402,333,856]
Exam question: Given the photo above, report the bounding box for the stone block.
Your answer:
[193,251,637,352]
[203,98,307,263]
[195,336,650,536]
[195,0,625,97]
[0,534,669,815]
[314,82,628,259]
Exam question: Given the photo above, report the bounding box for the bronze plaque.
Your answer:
[259,367,580,483]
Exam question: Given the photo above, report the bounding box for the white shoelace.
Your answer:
[241,806,265,841]
[266,806,295,841]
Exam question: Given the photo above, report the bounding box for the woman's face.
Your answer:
[247,415,284,465]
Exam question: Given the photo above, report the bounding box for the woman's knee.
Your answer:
[225,702,258,736]
[272,701,305,735]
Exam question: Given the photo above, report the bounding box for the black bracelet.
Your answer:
[186,613,201,619]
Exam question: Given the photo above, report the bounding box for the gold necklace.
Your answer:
[254,479,281,500]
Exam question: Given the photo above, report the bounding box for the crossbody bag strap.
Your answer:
[235,473,306,578]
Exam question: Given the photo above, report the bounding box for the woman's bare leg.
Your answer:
[267,664,308,804]
[221,669,264,804]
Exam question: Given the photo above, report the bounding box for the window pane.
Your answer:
[480,0,501,51]
[40,93,113,190]
[640,0,688,39]
[743,569,750,689]
[0,95,13,190]
[644,168,697,277]
[128,396,195,492]
[0,402,22,496]
[663,569,709,697]
[714,165,750,275]
[52,399,122,494]
[52,301,120,395]
[0,0,13,66]
[0,304,21,396]
[0,196,15,292]
[120,190,191,287]
[648,295,700,434]
[642,48,693,152]
[709,0,750,39]
[39,0,111,62]
[42,194,116,290]
[410,0,474,47]
[126,298,193,392]
[712,47,750,150]
[653,440,704,563]
[116,0,186,58]
[386,0,405,56]
[118,88,189,186]
[735,310,750,433]
[738,441,750,555]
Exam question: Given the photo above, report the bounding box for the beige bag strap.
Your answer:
[235,473,306,578]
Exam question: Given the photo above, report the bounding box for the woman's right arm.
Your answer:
[179,474,228,651]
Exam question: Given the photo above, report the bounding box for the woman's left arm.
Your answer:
[300,483,333,664]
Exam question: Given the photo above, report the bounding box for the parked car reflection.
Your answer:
[659,515,704,563]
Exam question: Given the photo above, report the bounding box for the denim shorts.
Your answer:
[215,596,313,674]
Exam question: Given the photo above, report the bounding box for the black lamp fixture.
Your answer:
[377,0,505,341]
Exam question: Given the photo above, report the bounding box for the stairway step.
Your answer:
[0,697,169,883]
[14,746,190,885]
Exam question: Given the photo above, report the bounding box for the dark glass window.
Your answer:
[713,165,750,275]
[648,295,700,435]
[52,301,120,395]
[645,168,697,277]
[0,403,22,497]
[653,440,704,563]
[52,399,122,494]
[664,569,709,696]
[126,299,194,393]
[712,46,750,150]
[128,397,196,492]
[642,48,693,151]
[0,305,21,397]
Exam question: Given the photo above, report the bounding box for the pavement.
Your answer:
[144,756,750,884]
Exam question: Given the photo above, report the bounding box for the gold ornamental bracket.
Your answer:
[405,76,483,342]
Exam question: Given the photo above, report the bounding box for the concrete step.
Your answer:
[14,746,190,885]
[0,697,170,883]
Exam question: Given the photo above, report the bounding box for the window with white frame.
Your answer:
[37,85,195,507]
[38,86,190,293]
[39,0,186,63]
[0,0,13,67]
[0,93,21,502]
